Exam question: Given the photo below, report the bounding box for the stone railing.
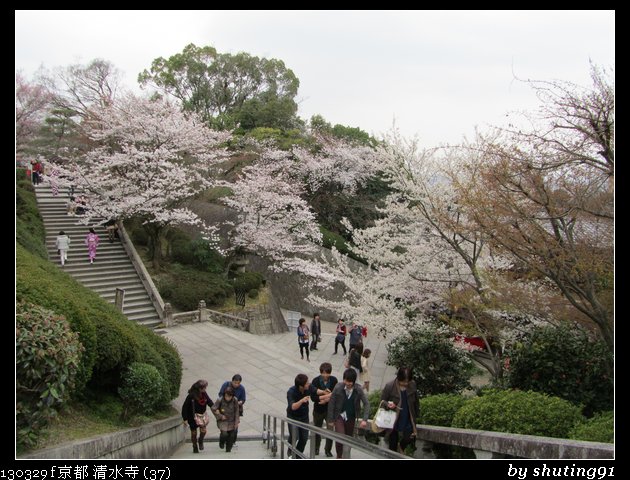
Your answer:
[414,425,614,459]
[164,301,250,332]
[117,222,165,320]
[20,415,184,459]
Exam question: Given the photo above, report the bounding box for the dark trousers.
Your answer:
[310,333,320,349]
[299,342,309,360]
[334,417,356,458]
[312,409,333,454]
[388,428,414,452]
[287,421,309,457]
[219,430,236,452]
[334,338,347,354]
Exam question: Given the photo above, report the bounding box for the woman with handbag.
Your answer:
[181,379,213,453]
[380,367,419,454]
[211,386,241,453]
[333,318,347,355]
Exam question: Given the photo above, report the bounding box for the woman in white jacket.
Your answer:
[55,230,71,266]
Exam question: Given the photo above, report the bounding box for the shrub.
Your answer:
[232,271,264,293]
[247,288,259,299]
[420,394,469,426]
[452,390,583,438]
[387,325,474,396]
[569,411,614,443]
[16,302,84,447]
[190,237,225,273]
[506,323,613,416]
[367,389,383,418]
[118,363,171,418]
[163,268,233,310]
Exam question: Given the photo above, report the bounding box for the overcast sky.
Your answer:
[15,10,614,147]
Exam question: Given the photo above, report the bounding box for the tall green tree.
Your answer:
[138,43,300,130]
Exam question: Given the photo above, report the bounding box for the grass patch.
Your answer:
[217,285,270,312]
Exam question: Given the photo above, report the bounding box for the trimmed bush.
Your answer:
[452,390,583,438]
[16,302,83,447]
[232,271,264,293]
[506,323,613,416]
[247,288,259,299]
[569,411,614,443]
[387,325,474,396]
[420,394,469,426]
[163,269,233,310]
[118,363,171,417]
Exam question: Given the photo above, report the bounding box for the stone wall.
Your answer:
[20,415,184,459]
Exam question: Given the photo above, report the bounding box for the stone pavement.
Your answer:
[163,320,396,458]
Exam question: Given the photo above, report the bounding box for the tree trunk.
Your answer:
[147,224,166,270]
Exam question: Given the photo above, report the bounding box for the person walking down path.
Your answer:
[219,374,246,445]
[333,318,347,355]
[211,386,240,453]
[55,230,71,266]
[310,313,322,351]
[348,322,363,351]
[85,228,100,264]
[181,379,213,454]
[360,349,372,392]
[327,368,369,459]
[297,318,310,362]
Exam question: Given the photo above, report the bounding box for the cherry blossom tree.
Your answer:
[16,71,51,156]
[44,93,230,268]
[222,134,380,287]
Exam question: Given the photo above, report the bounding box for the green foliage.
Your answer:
[237,127,309,150]
[168,231,225,273]
[320,226,365,264]
[506,323,613,416]
[118,363,171,418]
[569,411,614,443]
[160,266,233,310]
[419,394,469,426]
[139,43,300,130]
[387,325,474,396]
[232,271,264,292]
[367,389,383,418]
[16,245,182,400]
[309,114,377,147]
[16,302,83,448]
[15,174,47,259]
[247,288,259,299]
[452,390,583,438]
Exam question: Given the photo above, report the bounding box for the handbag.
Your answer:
[194,411,209,427]
[192,399,209,427]
[374,401,398,429]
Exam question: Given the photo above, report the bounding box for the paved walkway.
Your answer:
[163,320,396,458]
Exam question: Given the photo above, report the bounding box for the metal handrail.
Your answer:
[262,413,408,459]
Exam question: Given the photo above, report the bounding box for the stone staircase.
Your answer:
[34,184,161,327]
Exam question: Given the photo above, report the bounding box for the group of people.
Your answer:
[181,374,246,454]
[54,220,119,266]
[286,364,418,458]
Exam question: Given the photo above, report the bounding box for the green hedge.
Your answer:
[452,390,583,438]
[16,245,182,399]
[569,411,614,443]
[232,271,264,292]
[420,394,469,427]
[16,175,47,259]
[506,323,613,416]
